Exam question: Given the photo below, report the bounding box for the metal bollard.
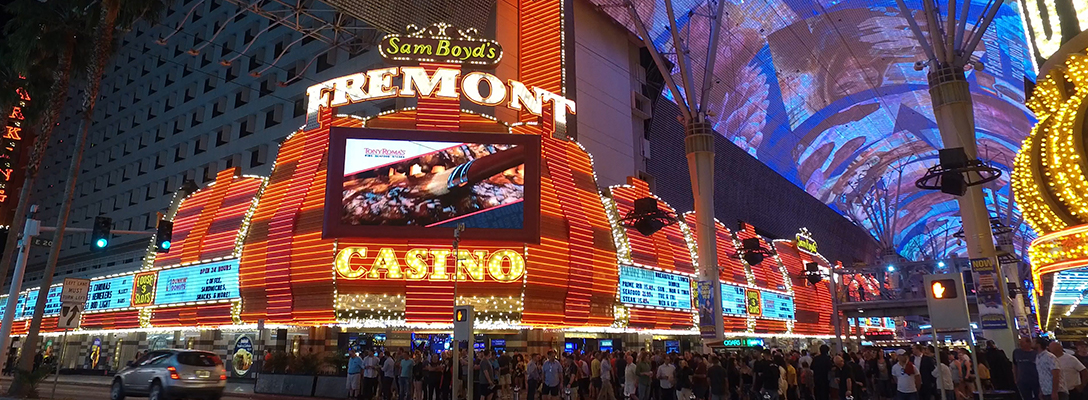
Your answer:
[514,386,521,400]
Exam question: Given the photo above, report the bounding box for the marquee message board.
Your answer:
[86,276,134,311]
[761,291,796,320]
[618,265,693,309]
[721,283,748,316]
[153,259,241,306]
[717,282,797,321]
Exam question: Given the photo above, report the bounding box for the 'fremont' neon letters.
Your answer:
[305,67,576,130]
[334,246,525,283]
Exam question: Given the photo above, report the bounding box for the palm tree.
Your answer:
[0,0,92,308]
[8,0,166,393]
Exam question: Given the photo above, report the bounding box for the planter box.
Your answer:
[254,373,349,398]
[255,374,316,397]
[313,376,349,398]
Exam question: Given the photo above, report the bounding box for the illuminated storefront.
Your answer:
[3,13,858,367]
[1016,41,1088,334]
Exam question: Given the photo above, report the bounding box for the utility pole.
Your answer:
[895,0,1017,351]
[0,210,40,381]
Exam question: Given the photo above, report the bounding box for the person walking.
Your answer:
[892,350,919,400]
[813,346,833,400]
[1014,337,1041,400]
[349,349,365,400]
[636,353,653,400]
[933,351,954,400]
[658,356,678,400]
[527,354,542,400]
[383,352,397,400]
[399,351,417,400]
[1037,338,1064,400]
[365,351,382,400]
[480,351,498,400]
[1053,341,1086,400]
[624,354,638,400]
[543,351,564,400]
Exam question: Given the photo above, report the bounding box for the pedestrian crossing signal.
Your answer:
[455,309,466,322]
[930,279,957,299]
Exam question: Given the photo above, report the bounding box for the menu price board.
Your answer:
[154,259,240,306]
[721,283,747,316]
[761,291,795,320]
[618,265,693,309]
[86,276,133,311]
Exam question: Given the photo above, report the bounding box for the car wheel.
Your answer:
[148,381,166,400]
[110,379,125,400]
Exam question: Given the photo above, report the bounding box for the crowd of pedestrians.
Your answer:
[338,337,1088,400]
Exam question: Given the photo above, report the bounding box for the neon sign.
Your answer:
[305,67,576,131]
[0,80,30,204]
[795,228,818,255]
[333,246,525,283]
[379,23,503,68]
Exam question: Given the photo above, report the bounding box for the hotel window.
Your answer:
[263,105,282,128]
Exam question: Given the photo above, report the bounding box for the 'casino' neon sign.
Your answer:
[334,246,525,283]
[305,67,576,130]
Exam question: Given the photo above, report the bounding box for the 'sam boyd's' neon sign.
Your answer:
[379,23,502,68]
[304,23,574,131]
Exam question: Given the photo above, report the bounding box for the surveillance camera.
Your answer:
[913,61,926,71]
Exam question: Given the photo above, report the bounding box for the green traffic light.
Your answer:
[95,238,108,248]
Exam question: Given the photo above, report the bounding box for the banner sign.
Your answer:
[971,257,1009,329]
[154,259,240,306]
[697,280,716,338]
[618,265,693,309]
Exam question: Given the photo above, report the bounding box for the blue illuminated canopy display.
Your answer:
[588,0,1038,259]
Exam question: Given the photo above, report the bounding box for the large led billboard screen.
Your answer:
[324,127,540,242]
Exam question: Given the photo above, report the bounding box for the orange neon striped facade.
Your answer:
[8,0,850,334]
[152,168,264,268]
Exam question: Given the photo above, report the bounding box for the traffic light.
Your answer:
[930,279,958,299]
[90,216,112,252]
[155,220,174,253]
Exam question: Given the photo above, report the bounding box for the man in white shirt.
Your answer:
[1038,338,1065,400]
[658,356,677,400]
[1052,341,1088,400]
[363,351,381,400]
[892,350,920,400]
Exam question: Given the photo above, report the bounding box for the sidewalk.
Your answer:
[0,374,284,399]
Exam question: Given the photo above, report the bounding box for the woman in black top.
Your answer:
[727,357,742,400]
[676,359,693,400]
[424,353,442,400]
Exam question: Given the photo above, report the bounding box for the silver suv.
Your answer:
[110,349,226,400]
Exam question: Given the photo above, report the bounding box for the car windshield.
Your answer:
[176,352,222,367]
